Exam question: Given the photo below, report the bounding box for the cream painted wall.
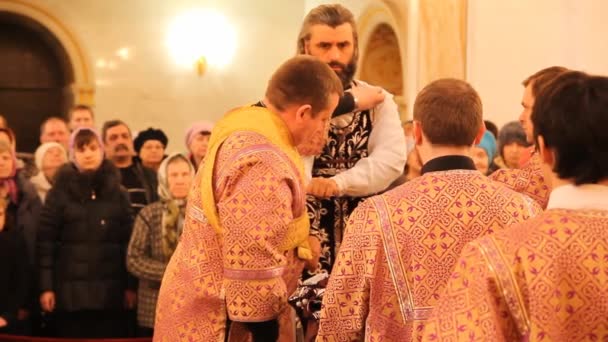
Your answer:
[10,0,608,144]
[26,0,304,152]
[467,0,608,129]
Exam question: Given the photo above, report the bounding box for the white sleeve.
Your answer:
[331,90,407,196]
[302,155,314,185]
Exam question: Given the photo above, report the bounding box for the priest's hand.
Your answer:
[124,290,137,309]
[307,178,339,199]
[40,291,55,312]
[0,316,7,328]
[351,84,385,111]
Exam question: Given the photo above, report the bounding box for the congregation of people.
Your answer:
[0,3,606,342]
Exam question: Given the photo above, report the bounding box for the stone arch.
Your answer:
[357,0,408,120]
[0,0,95,105]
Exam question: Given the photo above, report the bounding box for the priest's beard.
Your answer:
[328,59,357,89]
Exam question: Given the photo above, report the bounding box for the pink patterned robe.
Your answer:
[316,169,541,342]
[423,184,608,341]
[154,131,306,341]
[490,152,552,209]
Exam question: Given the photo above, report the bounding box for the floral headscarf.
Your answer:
[157,153,195,257]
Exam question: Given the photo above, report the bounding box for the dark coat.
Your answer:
[37,160,133,312]
[0,228,30,327]
[6,171,43,266]
[131,158,159,207]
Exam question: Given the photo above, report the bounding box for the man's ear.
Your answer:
[303,41,311,55]
[473,125,486,145]
[537,135,555,167]
[413,120,423,145]
[295,104,313,123]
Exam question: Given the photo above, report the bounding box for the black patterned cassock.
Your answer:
[305,109,372,278]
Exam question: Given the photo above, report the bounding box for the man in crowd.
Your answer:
[317,78,541,341]
[40,117,70,149]
[490,66,568,208]
[68,104,96,131]
[424,70,608,341]
[102,120,158,214]
[154,55,342,342]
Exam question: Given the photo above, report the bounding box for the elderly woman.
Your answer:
[37,128,134,338]
[0,141,41,265]
[126,153,195,336]
[133,127,168,172]
[29,142,68,202]
[185,121,213,170]
[0,196,30,335]
[0,140,41,332]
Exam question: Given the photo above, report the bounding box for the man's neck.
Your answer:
[551,175,608,189]
[419,145,472,165]
[261,97,298,145]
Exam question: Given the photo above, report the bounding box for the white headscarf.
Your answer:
[157,153,195,257]
[35,142,67,171]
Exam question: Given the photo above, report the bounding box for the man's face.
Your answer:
[104,124,134,160]
[296,93,339,146]
[41,120,69,148]
[305,24,356,87]
[519,83,535,144]
[70,109,95,130]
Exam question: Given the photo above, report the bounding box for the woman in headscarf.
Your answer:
[37,127,134,338]
[29,142,68,203]
[494,121,531,169]
[471,130,498,175]
[0,139,41,262]
[133,127,169,172]
[184,121,214,170]
[126,153,195,337]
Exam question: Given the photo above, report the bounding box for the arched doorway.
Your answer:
[0,12,73,152]
[357,1,409,121]
[359,23,404,107]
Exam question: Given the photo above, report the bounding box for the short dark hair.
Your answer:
[484,120,498,138]
[532,70,608,184]
[69,104,94,120]
[523,66,569,98]
[497,121,530,158]
[101,120,131,142]
[73,129,98,150]
[413,78,483,146]
[266,55,343,116]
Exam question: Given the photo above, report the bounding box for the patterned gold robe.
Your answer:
[490,151,552,209]
[154,106,310,342]
[423,184,608,341]
[316,156,542,342]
